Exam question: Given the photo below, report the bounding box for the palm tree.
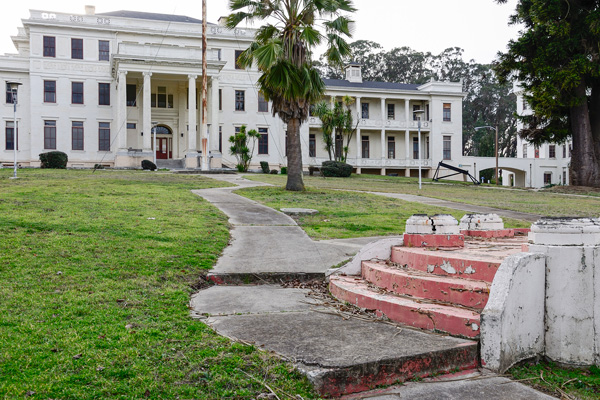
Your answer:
[226,0,356,191]
[314,95,356,162]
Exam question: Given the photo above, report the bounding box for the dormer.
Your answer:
[345,62,363,83]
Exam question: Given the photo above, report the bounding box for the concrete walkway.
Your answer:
[190,174,554,398]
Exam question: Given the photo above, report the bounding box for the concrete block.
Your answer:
[405,214,460,235]
[328,237,403,276]
[459,213,505,231]
[480,253,546,372]
[403,233,465,248]
[529,217,600,246]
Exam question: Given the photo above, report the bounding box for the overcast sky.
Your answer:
[0,0,521,64]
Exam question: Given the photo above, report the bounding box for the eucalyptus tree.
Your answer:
[226,0,356,191]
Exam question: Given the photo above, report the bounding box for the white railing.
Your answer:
[308,157,432,168]
[309,117,431,130]
[117,43,221,62]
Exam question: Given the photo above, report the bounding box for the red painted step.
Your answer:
[362,261,490,310]
[330,275,481,338]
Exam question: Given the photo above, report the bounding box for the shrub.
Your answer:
[229,125,260,172]
[260,161,270,174]
[270,169,279,174]
[281,166,288,175]
[39,151,68,169]
[141,160,157,171]
[94,164,105,170]
[321,161,352,178]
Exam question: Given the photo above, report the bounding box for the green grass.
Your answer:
[0,169,317,399]
[509,360,600,400]
[245,174,600,218]
[237,186,529,240]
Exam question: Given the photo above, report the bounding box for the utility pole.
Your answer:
[201,0,209,170]
[495,124,499,186]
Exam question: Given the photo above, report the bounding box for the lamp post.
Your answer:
[6,81,22,179]
[475,125,499,185]
[151,121,158,167]
[414,109,425,189]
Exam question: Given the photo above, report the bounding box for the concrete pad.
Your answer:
[190,285,315,316]
[345,373,557,399]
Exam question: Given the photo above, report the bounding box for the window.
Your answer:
[413,137,419,159]
[563,170,567,185]
[156,86,171,108]
[72,121,84,150]
[361,135,370,158]
[335,135,343,159]
[71,82,84,104]
[218,89,222,111]
[426,104,430,121]
[235,90,245,111]
[549,144,556,158]
[535,146,540,158]
[44,120,57,149]
[426,137,430,159]
[443,103,451,122]
[5,121,17,150]
[6,83,15,104]
[258,128,268,155]
[43,36,55,57]
[309,133,316,157]
[563,145,567,158]
[388,136,395,159]
[235,50,244,69]
[361,102,369,119]
[98,122,110,151]
[413,105,422,121]
[44,80,56,103]
[126,84,137,106]
[544,172,552,185]
[126,123,136,129]
[218,126,222,153]
[523,144,528,158]
[71,38,83,59]
[387,104,395,120]
[98,83,110,105]
[443,135,452,160]
[98,40,110,61]
[258,93,268,113]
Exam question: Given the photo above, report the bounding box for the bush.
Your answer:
[141,160,157,171]
[39,151,68,169]
[94,164,105,170]
[321,161,352,178]
[270,169,278,174]
[260,161,270,174]
[281,167,287,175]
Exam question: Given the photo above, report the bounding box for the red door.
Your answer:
[156,138,168,159]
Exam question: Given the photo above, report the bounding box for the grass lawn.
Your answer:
[244,174,600,218]
[509,360,600,400]
[237,186,529,240]
[0,170,317,399]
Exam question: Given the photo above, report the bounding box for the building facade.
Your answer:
[0,7,466,178]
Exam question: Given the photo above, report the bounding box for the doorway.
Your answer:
[153,125,173,159]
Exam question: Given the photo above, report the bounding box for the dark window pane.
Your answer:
[443,136,452,160]
[443,103,451,122]
[362,135,369,158]
[44,120,57,149]
[98,83,110,105]
[235,90,245,111]
[388,136,395,159]
[235,50,244,69]
[6,83,14,104]
[218,89,222,111]
[5,121,16,150]
[99,122,110,151]
[72,82,84,104]
[126,84,137,106]
[361,103,369,119]
[309,133,316,157]
[157,86,166,108]
[71,38,83,59]
[98,40,110,61]
[43,36,55,57]
[387,104,395,120]
[258,128,268,155]
[258,93,268,112]
[413,137,419,159]
[72,121,84,150]
[44,80,56,103]
[126,123,136,129]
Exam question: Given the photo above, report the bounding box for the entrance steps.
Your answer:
[156,159,184,169]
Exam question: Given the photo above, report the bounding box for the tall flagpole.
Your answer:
[201,0,209,170]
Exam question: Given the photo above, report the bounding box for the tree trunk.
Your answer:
[286,118,305,191]
[589,82,600,170]
[570,83,600,187]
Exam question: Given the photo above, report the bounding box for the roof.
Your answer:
[97,10,214,25]
[324,79,421,91]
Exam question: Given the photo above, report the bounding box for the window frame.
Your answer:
[258,127,269,155]
[235,50,244,69]
[71,38,83,59]
[43,36,56,58]
[443,103,452,122]
[5,83,14,104]
[235,90,245,111]
[549,144,556,159]
[309,133,316,157]
[413,136,419,160]
[361,135,370,159]
[361,102,369,119]
[387,104,395,120]
[387,136,395,159]
[126,84,137,107]
[98,122,110,151]
[98,40,110,61]
[5,121,17,150]
[413,105,422,121]
[443,135,452,160]
[44,120,57,150]
[44,80,56,103]
[98,83,110,106]
[72,121,84,151]
[258,93,268,113]
[71,81,84,105]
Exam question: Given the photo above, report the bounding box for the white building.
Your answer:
[0,7,466,178]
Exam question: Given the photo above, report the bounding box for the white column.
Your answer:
[117,70,128,150]
[188,75,197,152]
[142,72,152,151]
[404,98,410,177]
[381,97,386,159]
[356,97,362,160]
[210,77,220,152]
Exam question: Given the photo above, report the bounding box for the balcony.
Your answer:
[115,43,221,63]
[308,117,430,130]
[308,157,432,168]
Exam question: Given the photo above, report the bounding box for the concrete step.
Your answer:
[362,261,490,310]
[391,246,504,283]
[329,275,481,338]
[156,159,184,169]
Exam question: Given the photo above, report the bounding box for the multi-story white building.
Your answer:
[0,6,466,178]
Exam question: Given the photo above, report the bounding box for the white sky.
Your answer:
[0,0,521,64]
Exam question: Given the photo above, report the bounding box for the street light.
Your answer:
[475,125,499,186]
[414,109,425,189]
[6,81,22,179]
[151,121,158,167]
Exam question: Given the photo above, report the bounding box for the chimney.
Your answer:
[85,5,96,15]
[345,62,363,84]
[218,16,228,26]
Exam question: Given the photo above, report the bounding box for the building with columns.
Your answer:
[0,6,465,178]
